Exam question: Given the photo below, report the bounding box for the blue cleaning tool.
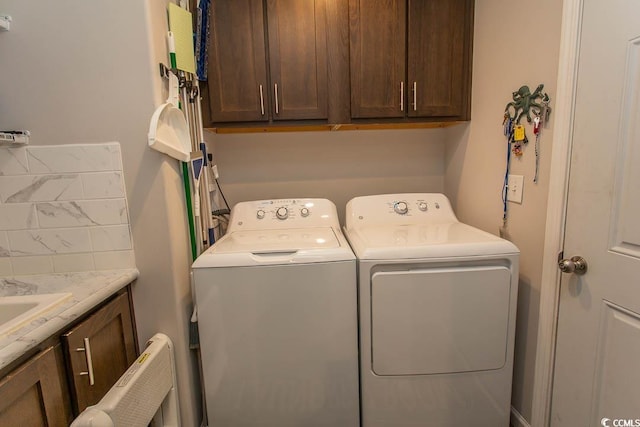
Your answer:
[195,0,210,81]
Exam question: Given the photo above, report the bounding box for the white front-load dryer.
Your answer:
[344,193,519,427]
[192,198,359,427]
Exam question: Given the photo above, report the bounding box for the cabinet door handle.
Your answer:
[400,81,404,111]
[274,83,279,115]
[76,337,95,386]
[412,81,417,111]
[259,84,265,116]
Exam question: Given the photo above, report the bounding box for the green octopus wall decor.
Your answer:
[504,84,551,124]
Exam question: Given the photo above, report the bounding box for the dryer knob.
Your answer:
[300,207,310,217]
[394,201,409,215]
[418,202,428,211]
[276,207,289,220]
[256,209,266,219]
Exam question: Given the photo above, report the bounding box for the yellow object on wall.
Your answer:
[168,3,196,74]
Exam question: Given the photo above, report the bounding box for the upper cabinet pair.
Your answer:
[350,0,473,119]
[205,0,473,126]
[207,0,327,122]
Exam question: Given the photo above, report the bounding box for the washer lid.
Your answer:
[192,227,355,267]
[345,222,519,259]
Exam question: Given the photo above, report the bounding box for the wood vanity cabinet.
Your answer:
[0,288,137,425]
[349,0,474,120]
[207,0,328,123]
[0,345,71,427]
[62,291,137,414]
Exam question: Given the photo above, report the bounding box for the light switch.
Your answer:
[507,175,524,204]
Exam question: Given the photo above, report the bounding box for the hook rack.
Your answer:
[0,15,11,31]
[504,84,550,124]
[1,130,30,145]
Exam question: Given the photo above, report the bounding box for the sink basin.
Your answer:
[0,293,73,336]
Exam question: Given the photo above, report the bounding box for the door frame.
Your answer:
[531,0,583,425]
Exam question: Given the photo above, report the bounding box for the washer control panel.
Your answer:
[228,198,340,231]
[346,193,457,227]
[253,201,311,222]
[386,198,443,216]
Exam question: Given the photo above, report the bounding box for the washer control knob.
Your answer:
[276,207,289,220]
[300,207,310,217]
[256,209,266,219]
[418,202,428,211]
[394,201,409,215]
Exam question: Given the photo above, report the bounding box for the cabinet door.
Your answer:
[407,0,473,118]
[0,345,71,427]
[63,291,137,414]
[207,0,269,123]
[266,0,328,120]
[349,0,406,118]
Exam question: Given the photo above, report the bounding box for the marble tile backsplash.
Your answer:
[0,143,135,276]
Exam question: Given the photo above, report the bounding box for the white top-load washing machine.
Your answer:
[192,198,359,427]
[344,193,519,427]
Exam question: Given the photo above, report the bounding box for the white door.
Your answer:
[551,0,640,426]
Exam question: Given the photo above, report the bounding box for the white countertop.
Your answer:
[0,268,139,372]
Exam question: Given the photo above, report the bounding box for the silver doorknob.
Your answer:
[558,256,588,275]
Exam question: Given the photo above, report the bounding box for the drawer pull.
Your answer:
[400,81,404,111]
[259,84,265,116]
[412,81,417,111]
[76,337,95,386]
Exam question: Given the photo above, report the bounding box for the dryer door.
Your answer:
[371,266,512,375]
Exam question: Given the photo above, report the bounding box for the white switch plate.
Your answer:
[507,174,524,204]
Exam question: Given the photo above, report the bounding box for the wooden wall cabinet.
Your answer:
[0,289,137,426]
[349,0,474,120]
[349,0,406,119]
[207,0,268,123]
[207,0,329,123]
[204,0,473,128]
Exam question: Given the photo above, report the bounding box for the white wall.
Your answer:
[0,1,200,425]
[445,0,563,422]
[207,128,446,221]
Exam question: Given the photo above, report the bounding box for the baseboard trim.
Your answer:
[511,406,532,427]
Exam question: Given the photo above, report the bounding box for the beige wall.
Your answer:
[0,1,200,425]
[445,0,563,422]
[206,128,445,222]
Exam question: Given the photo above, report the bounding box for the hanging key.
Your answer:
[542,101,551,123]
[533,115,541,135]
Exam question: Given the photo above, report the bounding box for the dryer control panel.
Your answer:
[346,193,458,227]
[227,198,341,231]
